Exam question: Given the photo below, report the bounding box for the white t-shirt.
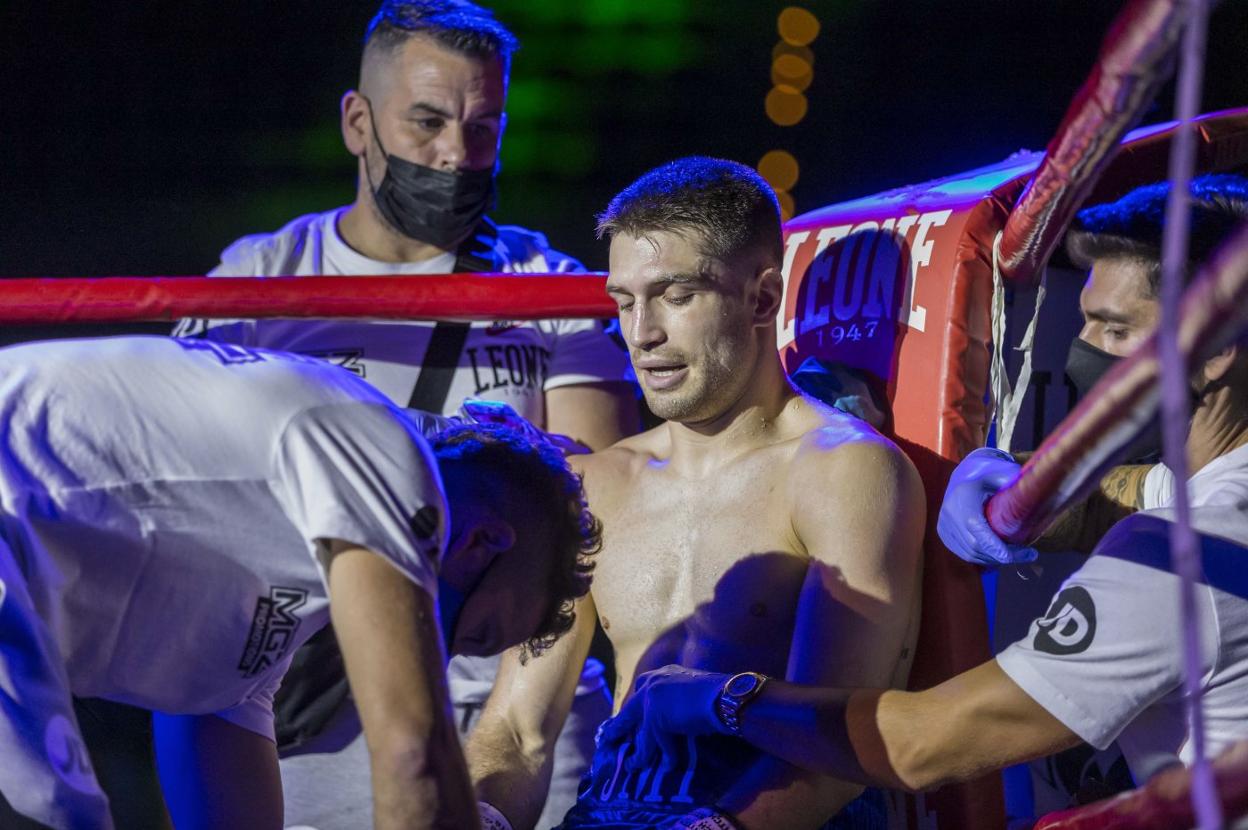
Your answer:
[174,209,624,701]
[171,208,630,425]
[0,336,446,740]
[998,443,1248,783]
[1140,443,1248,516]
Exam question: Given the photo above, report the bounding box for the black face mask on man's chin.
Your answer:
[1064,336,1164,465]
[362,100,495,250]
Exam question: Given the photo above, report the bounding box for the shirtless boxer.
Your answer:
[466,157,926,829]
[604,177,1248,826]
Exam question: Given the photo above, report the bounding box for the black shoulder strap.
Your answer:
[405,220,498,413]
[275,222,501,755]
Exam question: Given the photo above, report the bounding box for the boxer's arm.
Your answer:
[153,713,282,830]
[545,383,638,450]
[718,438,926,828]
[466,594,598,830]
[327,541,479,830]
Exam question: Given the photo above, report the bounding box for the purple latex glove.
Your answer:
[936,447,1039,566]
[459,399,590,456]
[594,665,729,776]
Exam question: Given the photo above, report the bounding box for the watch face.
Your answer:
[725,673,761,697]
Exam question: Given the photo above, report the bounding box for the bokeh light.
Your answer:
[765,6,817,223]
[772,42,815,65]
[758,150,800,191]
[777,6,820,47]
[765,86,808,126]
[775,190,796,221]
[771,53,813,92]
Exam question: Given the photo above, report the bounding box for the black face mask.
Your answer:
[1065,337,1121,400]
[1064,337,1163,464]
[363,100,495,250]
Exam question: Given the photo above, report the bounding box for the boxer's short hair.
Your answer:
[432,423,600,660]
[597,156,784,265]
[1066,173,1248,296]
[363,0,519,76]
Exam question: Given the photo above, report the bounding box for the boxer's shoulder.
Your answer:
[785,398,898,462]
[783,403,920,505]
[574,427,665,474]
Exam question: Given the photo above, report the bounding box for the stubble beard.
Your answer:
[642,344,746,424]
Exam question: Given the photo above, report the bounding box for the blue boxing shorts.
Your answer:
[555,731,887,830]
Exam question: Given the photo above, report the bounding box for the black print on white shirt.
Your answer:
[410,505,440,541]
[1034,586,1097,655]
[301,349,366,377]
[176,339,266,366]
[466,345,550,394]
[238,587,309,678]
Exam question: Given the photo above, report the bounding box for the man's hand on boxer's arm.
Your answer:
[593,667,752,830]
[936,447,1039,566]
[597,666,730,772]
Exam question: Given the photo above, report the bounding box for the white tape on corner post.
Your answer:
[989,231,1047,454]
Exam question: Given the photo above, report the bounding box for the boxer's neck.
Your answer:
[664,349,796,469]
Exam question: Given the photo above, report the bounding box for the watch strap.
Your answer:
[714,671,768,735]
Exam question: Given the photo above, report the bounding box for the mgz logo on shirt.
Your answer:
[1034,586,1098,655]
[238,586,309,678]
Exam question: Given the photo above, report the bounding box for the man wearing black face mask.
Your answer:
[1058,177,1248,466]
[931,175,1248,815]
[174,0,633,451]
[357,91,497,253]
[941,173,1248,567]
[158,3,635,829]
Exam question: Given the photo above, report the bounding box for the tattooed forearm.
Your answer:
[1099,464,1152,511]
[1033,464,1153,553]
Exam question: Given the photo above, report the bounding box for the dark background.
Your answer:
[3,1,1247,278]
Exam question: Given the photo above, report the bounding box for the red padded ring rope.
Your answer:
[997,0,1188,288]
[0,274,617,324]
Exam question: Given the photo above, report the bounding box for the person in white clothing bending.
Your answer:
[0,335,600,830]
[167,3,635,828]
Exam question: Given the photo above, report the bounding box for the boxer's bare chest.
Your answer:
[586,444,812,697]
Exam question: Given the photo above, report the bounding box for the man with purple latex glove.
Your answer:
[941,176,1248,569]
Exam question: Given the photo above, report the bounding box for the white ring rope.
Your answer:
[1158,0,1219,827]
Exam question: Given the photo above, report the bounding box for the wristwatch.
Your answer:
[714,671,769,735]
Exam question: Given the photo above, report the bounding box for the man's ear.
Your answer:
[1202,342,1240,385]
[753,265,784,325]
[441,517,516,589]
[341,89,370,157]
[474,519,517,556]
